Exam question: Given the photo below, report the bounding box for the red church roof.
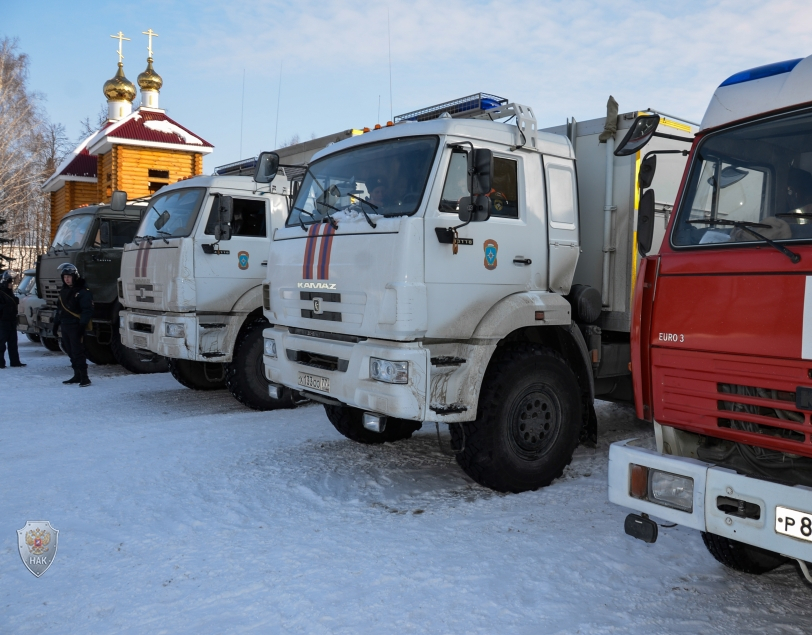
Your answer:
[59,148,98,178]
[87,109,213,155]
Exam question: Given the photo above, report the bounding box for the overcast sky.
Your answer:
[6,0,812,172]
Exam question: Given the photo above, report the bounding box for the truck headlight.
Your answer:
[630,464,694,512]
[264,338,277,358]
[650,470,694,512]
[165,323,185,338]
[370,358,408,384]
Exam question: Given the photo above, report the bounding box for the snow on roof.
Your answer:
[87,108,212,154]
[41,129,104,192]
[143,119,203,145]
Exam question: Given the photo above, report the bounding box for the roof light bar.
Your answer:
[394,92,508,123]
[719,58,803,87]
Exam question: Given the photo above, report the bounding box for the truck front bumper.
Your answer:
[119,309,240,363]
[262,326,429,421]
[608,440,812,562]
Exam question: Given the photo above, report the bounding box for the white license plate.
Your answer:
[133,335,148,348]
[298,371,330,393]
[775,505,812,542]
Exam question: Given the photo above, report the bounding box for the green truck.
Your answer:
[35,195,168,373]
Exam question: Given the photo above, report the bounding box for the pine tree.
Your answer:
[0,213,13,275]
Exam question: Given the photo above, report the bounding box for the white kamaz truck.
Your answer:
[117,132,359,408]
[259,94,696,491]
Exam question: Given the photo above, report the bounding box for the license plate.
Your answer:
[133,335,148,348]
[40,315,51,323]
[775,505,812,542]
[298,371,330,392]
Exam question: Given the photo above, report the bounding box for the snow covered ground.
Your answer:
[2,335,811,634]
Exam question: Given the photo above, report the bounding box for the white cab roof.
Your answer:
[702,54,812,130]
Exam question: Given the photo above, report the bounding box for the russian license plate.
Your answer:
[133,335,148,348]
[298,371,330,393]
[775,505,812,542]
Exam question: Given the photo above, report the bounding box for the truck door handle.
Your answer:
[261,261,268,267]
[513,257,532,265]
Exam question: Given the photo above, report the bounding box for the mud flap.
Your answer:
[579,399,598,447]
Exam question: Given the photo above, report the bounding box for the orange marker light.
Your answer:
[630,464,649,499]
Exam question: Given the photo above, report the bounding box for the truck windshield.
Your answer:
[673,109,812,247]
[53,214,94,250]
[16,275,34,295]
[287,136,439,227]
[138,188,206,239]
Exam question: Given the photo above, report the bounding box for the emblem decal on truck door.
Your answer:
[238,251,249,270]
[484,239,498,270]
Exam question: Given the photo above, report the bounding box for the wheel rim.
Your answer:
[506,385,563,460]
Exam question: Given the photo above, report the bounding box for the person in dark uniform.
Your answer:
[53,263,93,386]
[0,270,25,368]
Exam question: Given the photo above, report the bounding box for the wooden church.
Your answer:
[42,31,213,240]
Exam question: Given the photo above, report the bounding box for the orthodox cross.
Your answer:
[110,31,130,63]
[142,29,159,58]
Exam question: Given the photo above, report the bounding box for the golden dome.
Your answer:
[137,58,163,92]
[103,63,136,102]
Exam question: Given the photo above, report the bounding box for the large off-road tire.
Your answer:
[168,358,227,390]
[110,323,169,374]
[83,335,117,365]
[41,336,62,352]
[452,344,582,493]
[324,404,422,444]
[26,333,40,343]
[701,532,787,574]
[226,319,296,410]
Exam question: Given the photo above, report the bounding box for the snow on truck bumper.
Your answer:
[608,440,812,562]
[262,326,429,421]
[119,310,240,363]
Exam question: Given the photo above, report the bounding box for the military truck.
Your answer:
[259,93,696,492]
[35,195,168,372]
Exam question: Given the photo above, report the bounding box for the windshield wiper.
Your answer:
[52,242,66,255]
[687,218,800,263]
[344,194,378,228]
[291,206,317,232]
[156,230,171,244]
[134,235,154,246]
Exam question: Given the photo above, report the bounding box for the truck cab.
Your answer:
[609,55,812,582]
[260,95,693,492]
[117,172,300,407]
[15,269,45,343]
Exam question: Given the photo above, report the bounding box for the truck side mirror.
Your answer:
[254,152,280,184]
[214,195,234,241]
[458,195,491,223]
[110,190,127,212]
[615,115,660,157]
[638,154,657,189]
[99,222,110,246]
[637,189,656,257]
[471,148,493,195]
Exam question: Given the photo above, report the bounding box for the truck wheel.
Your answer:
[453,344,582,493]
[26,333,40,343]
[110,325,170,374]
[168,358,226,390]
[701,532,787,574]
[324,404,422,444]
[226,320,295,410]
[41,336,62,352]
[83,335,117,365]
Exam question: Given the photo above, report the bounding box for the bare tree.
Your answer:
[280,133,300,148]
[0,36,66,273]
[77,103,107,142]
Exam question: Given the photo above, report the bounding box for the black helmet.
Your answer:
[57,263,80,280]
[0,270,15,286]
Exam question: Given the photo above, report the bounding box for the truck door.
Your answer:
[543,155,580,295]
[424,146,546,337]
[82,217,140,307]
[194,194,274,310]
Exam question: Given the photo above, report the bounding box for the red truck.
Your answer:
[608,54,812,584]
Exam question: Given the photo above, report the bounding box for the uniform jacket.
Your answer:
[0,285,18,322]
[55,278,93,328]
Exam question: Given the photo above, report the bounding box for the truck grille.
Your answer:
[43,280,60,306]
[653,348,812,457]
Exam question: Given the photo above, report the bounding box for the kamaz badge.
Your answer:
[18,520,59,577]
[238,251,249,270]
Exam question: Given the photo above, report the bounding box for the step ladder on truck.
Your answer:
[608,55,812,584]
[256,92,696,492]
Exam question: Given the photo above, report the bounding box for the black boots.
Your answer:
[79,370,91,387]
[63,372,81,384]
